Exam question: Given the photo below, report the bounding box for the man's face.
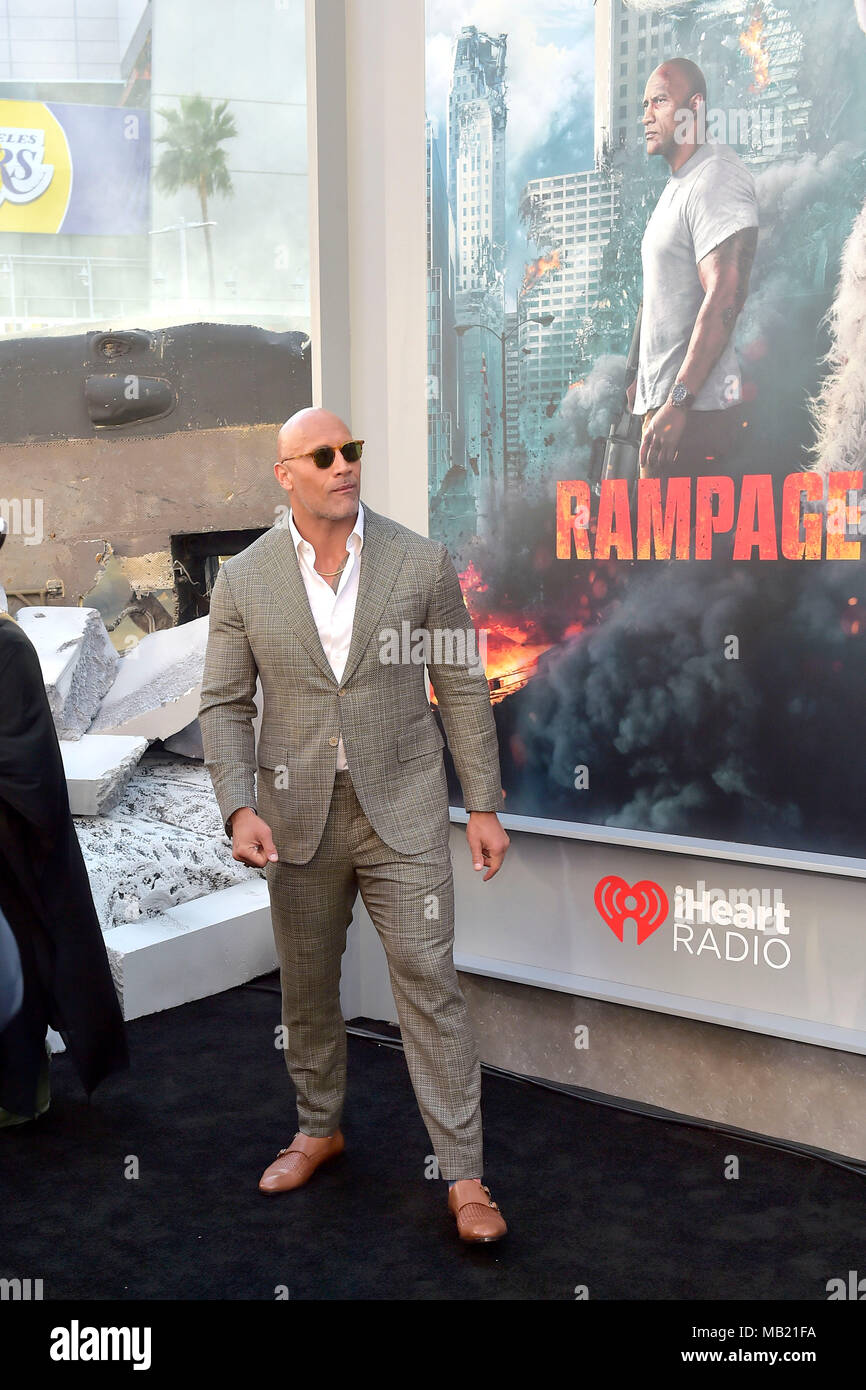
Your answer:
[642,68,696,159]
[274,417,361,522]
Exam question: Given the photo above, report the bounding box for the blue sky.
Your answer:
[425,0,598,299]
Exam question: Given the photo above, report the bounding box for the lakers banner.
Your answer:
[0,100,149,236]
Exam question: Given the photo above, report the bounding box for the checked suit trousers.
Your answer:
[264,769,483,1182]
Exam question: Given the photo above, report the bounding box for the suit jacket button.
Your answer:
[328,736,339,746]
[338,687,345,695]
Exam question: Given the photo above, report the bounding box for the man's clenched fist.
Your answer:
[230,806,279,867]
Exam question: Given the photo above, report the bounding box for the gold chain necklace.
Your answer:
[316,558,348,577]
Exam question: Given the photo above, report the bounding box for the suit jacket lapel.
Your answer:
[341,506,407,687]
[256,505,407,687]
[258,521,336,683]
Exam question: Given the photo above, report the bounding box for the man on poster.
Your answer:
[198,407,510,1243]
[631,57,759,478]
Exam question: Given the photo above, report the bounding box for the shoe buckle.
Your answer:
[481,1183,499,1210]
[277,1133,301,1158]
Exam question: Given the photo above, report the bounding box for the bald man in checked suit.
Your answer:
[198,408,510,1242]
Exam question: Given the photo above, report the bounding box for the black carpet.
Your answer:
[1,978,863,1301]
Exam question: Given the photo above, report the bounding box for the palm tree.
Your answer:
[153,95,238,302]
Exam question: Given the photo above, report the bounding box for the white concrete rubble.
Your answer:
[89,615,209,739]
[161,676,264,761]
[163,718,204,759]
[17,605,118,740]
[105,879,276,1020]
[61,733,148,815]
[74,752,260,930]
[72,744,278,1023]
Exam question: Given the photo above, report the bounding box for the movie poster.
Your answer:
[425,0,866,858]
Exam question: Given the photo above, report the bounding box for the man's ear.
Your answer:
[274,461,292,492]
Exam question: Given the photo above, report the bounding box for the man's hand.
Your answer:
[231,807,279,867]
[639,400,688,477]
[466,812,510,882]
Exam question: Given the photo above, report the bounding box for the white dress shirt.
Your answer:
[288,501,365,771]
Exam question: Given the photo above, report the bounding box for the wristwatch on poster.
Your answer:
[669,381,696,410]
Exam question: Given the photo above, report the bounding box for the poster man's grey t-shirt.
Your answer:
[634,142,759,414]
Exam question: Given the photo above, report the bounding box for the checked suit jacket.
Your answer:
[197,504,503,863]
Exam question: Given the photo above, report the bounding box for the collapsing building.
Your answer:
[447,26,508,541]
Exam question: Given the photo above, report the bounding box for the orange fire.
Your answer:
[480,616,554,703]
[430,568,558,705]
[458,560,488,596]
[739,13,770,90]
[522,249,561,294]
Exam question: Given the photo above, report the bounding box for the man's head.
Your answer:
[642,58,707,164]
[274,407,362,525]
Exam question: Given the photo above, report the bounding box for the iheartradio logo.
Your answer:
[594,875,669,945]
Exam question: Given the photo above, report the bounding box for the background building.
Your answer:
[671,0,810,164]
[518,168,619,478]
[594,0,818,169]
[503,308,521,489]
[0,0,150,330]
[594,0,677,165]
[426,120,461,495]
[447,25,507,538]
[148,0,307,328]
[0,0,311,629]
[0,0,309,334]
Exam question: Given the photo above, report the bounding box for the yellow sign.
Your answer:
[0,100,72,233]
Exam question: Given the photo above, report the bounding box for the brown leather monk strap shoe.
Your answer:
[448,1179,508,1242]
[258,1129,345,1193]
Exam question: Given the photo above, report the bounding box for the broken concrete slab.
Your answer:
[161,676,264,760]
[61,733,148,815]
[163,718,204,760]
[74,751,260,930]
[17,605,118,740]
[105,879,276,1020]
[89,614,209,740]
[70,747,276,1019]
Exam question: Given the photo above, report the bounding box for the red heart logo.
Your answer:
[594,875,669,944]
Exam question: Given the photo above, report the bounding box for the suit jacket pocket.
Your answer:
[396,719,445,762]
[256,742,286,770]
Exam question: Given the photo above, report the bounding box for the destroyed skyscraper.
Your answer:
[447,26,507,539]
